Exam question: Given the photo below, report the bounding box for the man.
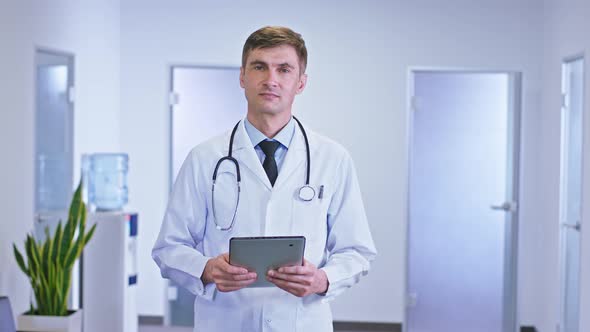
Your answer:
[153,26,376,332]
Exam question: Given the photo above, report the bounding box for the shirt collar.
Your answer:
[244,116,295,149]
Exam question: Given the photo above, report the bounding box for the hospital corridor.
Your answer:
[1,1,589,332]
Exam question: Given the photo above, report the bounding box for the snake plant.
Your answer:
[13,181,97,316]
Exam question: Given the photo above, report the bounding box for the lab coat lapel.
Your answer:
[229,121,273,190]
[273,126,306,190]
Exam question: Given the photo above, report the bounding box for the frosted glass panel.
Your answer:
[35,63,73,212]
[408,73,510,332]
[172,67,246,180]
[169,66,246,326]
[560,57,584,332]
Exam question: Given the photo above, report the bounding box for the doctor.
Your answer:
[152,26,377,332]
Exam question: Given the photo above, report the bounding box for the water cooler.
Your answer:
[80,153,138,332]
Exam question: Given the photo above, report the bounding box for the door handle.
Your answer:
[490,201,517,212]
[34,211,67,223]
[35,213,51,223]
[561,221,581,232]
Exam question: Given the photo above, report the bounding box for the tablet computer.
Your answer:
[229,236,306,288]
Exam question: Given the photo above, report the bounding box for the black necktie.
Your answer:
[258,140,281,186]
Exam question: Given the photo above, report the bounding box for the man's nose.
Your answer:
[262,71,279,88]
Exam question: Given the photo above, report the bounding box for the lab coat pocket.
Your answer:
[291,186,328,264]
[296,297,332,332]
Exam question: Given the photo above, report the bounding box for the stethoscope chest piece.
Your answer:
[298,185,316,202]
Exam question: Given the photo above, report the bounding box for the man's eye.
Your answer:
[254,65,264,70]
[280,68,291,73]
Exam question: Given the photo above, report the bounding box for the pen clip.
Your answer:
[318,185,324,199]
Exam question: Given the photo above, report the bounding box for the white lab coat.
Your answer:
[152,120,377,332]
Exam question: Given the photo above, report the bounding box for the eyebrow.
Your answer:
[248,60,267,67]
[277,63,295,69]
[248,60,295,69]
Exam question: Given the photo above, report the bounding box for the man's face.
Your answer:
[240,45,307,116]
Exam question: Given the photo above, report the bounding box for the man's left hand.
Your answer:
[266,259,328,297]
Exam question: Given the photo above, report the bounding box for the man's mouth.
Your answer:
[259,92,280,98]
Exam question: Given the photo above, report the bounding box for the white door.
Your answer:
[559,57,584,332]
[34,50,74,225]
[406,71,520,332]
[167,66,246,326]
[34,49,76,306]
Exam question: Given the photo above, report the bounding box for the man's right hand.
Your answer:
[201,253,257,292]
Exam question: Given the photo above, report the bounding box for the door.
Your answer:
[406,71,520,332]
[35,50,75,225]
[34,49,76,305]
[558,57,584,332]
[167,66,246,326]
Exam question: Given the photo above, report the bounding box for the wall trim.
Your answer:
[138,315,164,326]
[138,316,402,331]
[333,321,402,331]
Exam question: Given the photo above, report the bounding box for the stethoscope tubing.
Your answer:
[212,116,312,231]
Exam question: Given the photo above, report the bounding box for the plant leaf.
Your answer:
[13,244,29,276]
[42,227,52,282]
[25,235,39,278]
[84,223,97,247]
[52,222,63,266]
[61,270,71,314]
[65,203,87,269]
[64,234,83,270]
[67,181,83,238]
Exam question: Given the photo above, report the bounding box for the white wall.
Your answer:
[0,0,121,318]
[539,0,590,332]
[120,0,545,324]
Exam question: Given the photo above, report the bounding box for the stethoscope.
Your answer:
[212,116,315,231]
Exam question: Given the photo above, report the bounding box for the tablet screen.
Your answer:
[229,236,306,288]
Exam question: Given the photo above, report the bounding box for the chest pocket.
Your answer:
[290,185,329,265]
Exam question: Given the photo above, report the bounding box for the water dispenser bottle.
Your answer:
[82,153,129,211]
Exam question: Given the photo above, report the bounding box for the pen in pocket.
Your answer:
[318,185,324,199]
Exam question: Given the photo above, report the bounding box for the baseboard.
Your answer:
[139,317,531,332]
[138,315,164,325]
[333,321,402,331]
[139,316,401,331]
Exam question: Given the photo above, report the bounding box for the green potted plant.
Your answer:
[13,182,96,332]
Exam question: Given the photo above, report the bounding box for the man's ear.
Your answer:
[296,73,308,94]
[239,67,245,88]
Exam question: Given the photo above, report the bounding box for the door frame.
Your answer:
[558,53,585,332]
[403,68,522,332]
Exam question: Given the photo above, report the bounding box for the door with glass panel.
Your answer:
[34,49,76,305]
[167,66,246,326]
[406,71,521,332]
[34,50,75,243]
[558,57,584,332]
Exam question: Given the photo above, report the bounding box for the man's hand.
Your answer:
[266,259,329,297]
[201,253,257,292]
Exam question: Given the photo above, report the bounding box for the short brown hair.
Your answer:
[242,26,308,74]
